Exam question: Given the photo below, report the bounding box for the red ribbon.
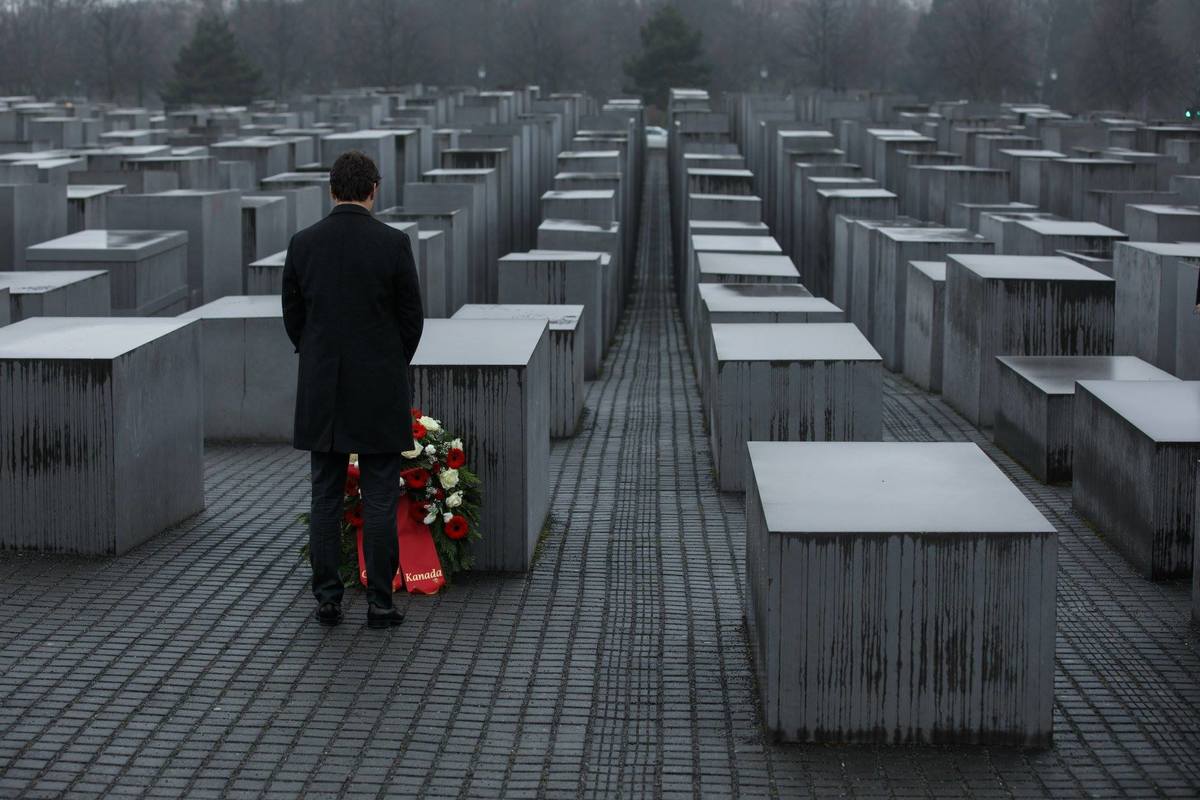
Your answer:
[355,494,446,595]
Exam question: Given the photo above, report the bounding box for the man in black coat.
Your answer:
[282,150,424,629]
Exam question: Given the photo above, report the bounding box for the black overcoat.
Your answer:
[282,204,424,454]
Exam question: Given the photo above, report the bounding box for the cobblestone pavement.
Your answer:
[2,154,1199,799]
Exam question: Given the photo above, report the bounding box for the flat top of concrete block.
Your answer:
[242,195,285,209]
[909,260,946,282]
[0,270,107,294]
[385,221,418,235]
[1017,219,1126,237]
[998,149,1066,158]
[418,230,442,242]
[411,318,546,367]
[949,254,1113,282]
[780,129,835,138]
[453,303,583,330]
[880,227,983,243]
[149,189,234,198]
[700,283,831,312]
[179,295,283,320]
[747,441,1055,535]
[958,202,1037,212]
[1116,241,1200,257]
[262,172,329,183]
[555,172,622,181]
[687,168,755,178]
[998,355,1178,395]
[542,190,615,200]
[0,316,195,360]
[866,128,927,138]
[66,185,125,199]
[809,176,876,186]
[26,229,188,262]
[538,219,620,235]
[129,155,211,165]
[424,168,495,177]
[817,188,897,200]
[688,193,761,202]
[696,256,796,281]
[250,249,287,267]
[692,235,783,254]
[323,130,395,141]
[559,150,620,159]
[712,322,880,362]
[1128,204,1200,216]
[500,251,601,264]
[1077,380,1200,443]
[212,137,288,149]
[689,220,770,232]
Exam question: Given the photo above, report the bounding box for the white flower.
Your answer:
[418,416,441,432]
[443,512,453,523]
[349,453,359,466]
[425,486,435,496]
[401,445,422,458]
[424,444,435,456]
[423,511,438,525]
[449,438,463,450]
[398,476,406,488]
[438,469,460,490]
[446,491,463,508]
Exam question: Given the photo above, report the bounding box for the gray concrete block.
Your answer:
[0,317,205,553]
[410,318,551,572]
[241,195,288,274]
[0,183,67,268]
[995,356,1177,483]
[418,230,447,318]
[0,270,110,321]
[321,130,397,209]
[1113,242,1200,372]
[1124,204,1200,243]
[1006,219,1127,257]
[925,166,1009,226]
[845,218,927,338]
[245,186,323,236]
[498,252,604,379]
[902,260,946,392]
[25,230,189,316]
[178,296,296,442]
[943,255,1115,427]
[425,168,499,302]
[870,228,994,371]
[745,441,1055,745]
[66,184,123,233]
[453,304,584,438]
[710,323,882,492]
[106,189,243,307]
[247,250,286,296]
[1072,380,1200,578]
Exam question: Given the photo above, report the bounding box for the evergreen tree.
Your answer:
[163,11,262,107]
[623,4,711,109]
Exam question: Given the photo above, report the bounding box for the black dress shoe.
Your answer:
[366,604,404,629]
[315,602,343,626]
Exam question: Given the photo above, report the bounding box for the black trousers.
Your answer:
[309,451,405,610]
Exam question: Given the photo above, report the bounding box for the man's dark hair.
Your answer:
[329,150,381,202]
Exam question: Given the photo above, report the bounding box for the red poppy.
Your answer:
[446,448,466,469]
[407,501,429,524]
[412,421,426,440]
[444,515,469,540]
[411,408,423,419]
[401,467,429,489]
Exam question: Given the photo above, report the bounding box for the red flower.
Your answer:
[407,501,429,524]
[411,408,423,419]
[435,488,445,500]
[344,503,363,528]
[412,421,426,440]
[401,467,429,489]
[444,515,469,540]
[344,463,361,496]
[446,448,466,469]
[431,461,441,472]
